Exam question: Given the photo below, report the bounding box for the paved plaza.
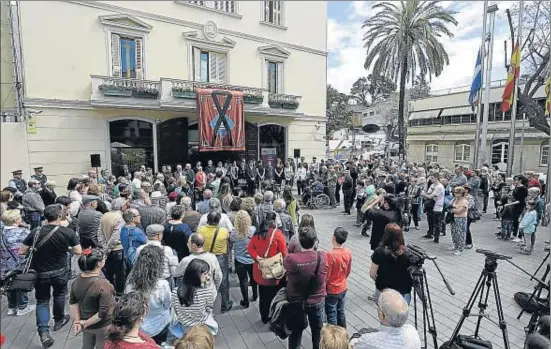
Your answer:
[1,207,549,349]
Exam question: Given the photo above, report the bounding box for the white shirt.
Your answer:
[428,183,445,212]
[353,324,421,349]
[297,167,307,180]
[136,240,178,279]
[198,212,234,232]
[132,178,142,190]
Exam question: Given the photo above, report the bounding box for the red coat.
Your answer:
[247,228,288,286]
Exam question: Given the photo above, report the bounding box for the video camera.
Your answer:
[406,244,436,266]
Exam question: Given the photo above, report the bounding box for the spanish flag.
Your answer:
[501,41,520,113]
[545,75,550,116]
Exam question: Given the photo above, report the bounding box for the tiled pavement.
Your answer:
[1,207,549,349]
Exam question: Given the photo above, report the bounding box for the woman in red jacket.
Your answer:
[247,211,288,323]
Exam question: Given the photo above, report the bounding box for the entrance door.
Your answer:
[259,124,286,165]
[157,118,188,170]
[109,119,154,176]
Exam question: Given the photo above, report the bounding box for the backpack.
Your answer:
[123,227,138,269]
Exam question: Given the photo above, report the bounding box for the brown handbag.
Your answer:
[258,229,285,280]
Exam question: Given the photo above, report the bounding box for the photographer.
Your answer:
[369,224,412,305]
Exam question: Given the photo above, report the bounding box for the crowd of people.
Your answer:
[0,156,548,349]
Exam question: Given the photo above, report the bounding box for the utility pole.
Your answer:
[473,1,488,169]
[519,113,526,172]
[506,0,523,176]
[479,3,498,168]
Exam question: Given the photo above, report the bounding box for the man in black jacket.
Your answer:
[342,171,354,215]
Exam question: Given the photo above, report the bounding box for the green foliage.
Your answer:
[350,75,397,106]
[326,84,353,138]
[410,75,431,99]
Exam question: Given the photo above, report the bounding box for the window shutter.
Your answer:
[209,52,218,83]
[217,53,226,83]
[274,1,281,25]
[265,60,270,90]
[264,1,270,21]
[276,62,283,94]
[135,38,143,79]
[111,33,121,77]
[193,47,201,81]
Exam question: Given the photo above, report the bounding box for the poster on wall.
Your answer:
[261,147,277,166]
[197,88,245,152]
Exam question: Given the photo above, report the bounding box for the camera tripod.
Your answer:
[517,250,550,335]
[408,245,455,349]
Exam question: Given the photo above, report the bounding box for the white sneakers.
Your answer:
[454,250,463,256]
[10,304,36,316]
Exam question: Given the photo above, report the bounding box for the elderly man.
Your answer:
[174,164,184,180]
[196,189,213,215]
[352,289,421,349]
[254,190,275,230]
[77,195,103,249]
[175,233,222,299]
[138,192,167,230]
[181,196,201,232]
[98,197,127,295]
[197,198,234,232]
[132,171,142,190]
[137,224,179,284]
[274,199,295,241]
[449,166,467,189]
[183,163,195,186]
[22,178,45,229]
[153,173,167,195]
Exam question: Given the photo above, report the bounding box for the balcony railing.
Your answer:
[92,76,301,111]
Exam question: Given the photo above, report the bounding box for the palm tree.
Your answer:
[362,1,457,158]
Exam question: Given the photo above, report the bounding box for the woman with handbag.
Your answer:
[449,186,469,256]
[69,248,115,349]
[1,209,34,316]
[247,211,288,324]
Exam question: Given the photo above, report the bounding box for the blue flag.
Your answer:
[469,47,483,107]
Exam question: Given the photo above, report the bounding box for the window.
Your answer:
[264,1,282,25]
[192,48,226,83]
[187,1,236,13]
[425,144,438,163]
[111,34,143,79]
[266,60,283,93]
[492,141,508,164]
[369,111,375,116]
[540,141,549,166]
[455,143,471,162]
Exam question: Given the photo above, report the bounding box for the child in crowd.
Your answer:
[519,200,538,254]
[355,182,366,227]
[325,227,352,328]
[320,325,351,349]
[499,196,515,240]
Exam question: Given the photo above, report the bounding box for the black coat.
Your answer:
[40,189,57,207]
[367,208,402,251]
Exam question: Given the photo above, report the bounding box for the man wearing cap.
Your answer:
[77,195,104,249]
[8,170,27,197]
[22,178,45,229]
[31,167,48,188]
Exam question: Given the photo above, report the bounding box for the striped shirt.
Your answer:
[138,205,167,230]
[171,286,214,327]
[22,188,45,213]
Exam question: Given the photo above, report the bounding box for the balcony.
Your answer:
[91,75,302,115]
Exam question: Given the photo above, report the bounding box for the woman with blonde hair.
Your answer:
[174,324,214,349]
[230,210,257,308]
[320,325,350,349]
[449,186,469,256]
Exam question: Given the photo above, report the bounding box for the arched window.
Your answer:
[540,140,549,166]
[455,143,471,162]
[425,144,438,163]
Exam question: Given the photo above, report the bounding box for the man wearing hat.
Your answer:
[31,166,48,188]
[22,178,45,229]
[8,170,27,197]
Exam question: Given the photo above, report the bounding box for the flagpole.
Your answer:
[506,0,523,177]
[519,113,525,172]
[474,0,488,169]
[480,3,498,168]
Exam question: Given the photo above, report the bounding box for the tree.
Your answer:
[326,84,353,138]
[362,1,457,158]
[508,1,550,135]
[350,75,397,107]
[410,75,431,99]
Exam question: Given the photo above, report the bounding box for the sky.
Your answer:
[327,1,518,94]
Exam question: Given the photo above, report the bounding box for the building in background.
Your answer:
[1,1,327,185]
[407,80,548,172]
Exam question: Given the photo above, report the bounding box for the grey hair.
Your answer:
[111,198,127,211]
[146,224,164,235]
[378,289,409,327]
[274,199,286,212]
[209,198,221,211]
[181,196,192,209]
[28,178,40,186]
[263,191,274,202]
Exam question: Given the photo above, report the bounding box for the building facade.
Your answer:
[1,1,327,185]
[407,80,548,173]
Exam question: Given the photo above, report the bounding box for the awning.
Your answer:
[408,109,441,121]
[440,105,474,117]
